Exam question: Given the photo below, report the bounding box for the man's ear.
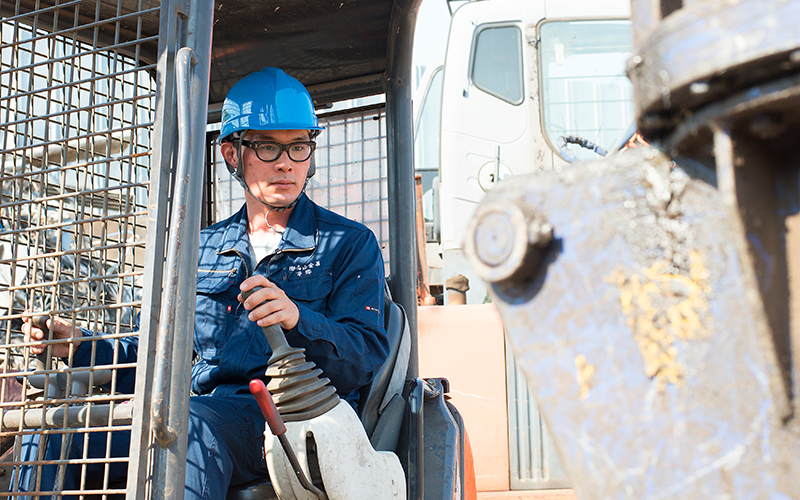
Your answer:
[220,141,237,165]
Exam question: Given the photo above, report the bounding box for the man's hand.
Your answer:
[239,275,300,330]
[23,314,82,358]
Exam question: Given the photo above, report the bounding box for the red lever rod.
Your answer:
[249,379,328,500]
[250,378,286,436]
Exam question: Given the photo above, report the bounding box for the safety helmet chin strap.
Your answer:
[231,134,309,213]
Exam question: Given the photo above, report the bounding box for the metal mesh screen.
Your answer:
[506,339,570,490]
[311,105,390,274]
[0,2,155,497]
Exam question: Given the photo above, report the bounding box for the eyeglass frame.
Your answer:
[240,139,317,163]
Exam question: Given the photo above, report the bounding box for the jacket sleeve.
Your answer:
[70,320,140,395]
[284,229,389,398]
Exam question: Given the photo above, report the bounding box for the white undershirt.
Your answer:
[249,230,283,264]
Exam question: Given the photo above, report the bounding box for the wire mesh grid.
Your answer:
[310,106,390,273]
[0,2,155,497]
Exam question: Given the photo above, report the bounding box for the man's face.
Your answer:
[223,129,312,208]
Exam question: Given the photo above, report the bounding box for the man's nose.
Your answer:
[274,150,293,170]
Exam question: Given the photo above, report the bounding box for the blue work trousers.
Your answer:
[14,394,268,500]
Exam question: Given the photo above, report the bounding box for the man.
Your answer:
[22,67,389,499]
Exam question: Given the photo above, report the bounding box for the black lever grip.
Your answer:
[240,286,295,362]
[31,315,51,334]
[29,314,52,369]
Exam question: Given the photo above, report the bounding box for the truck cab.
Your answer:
[415,0,634,303]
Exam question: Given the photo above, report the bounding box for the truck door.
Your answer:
[439,0,546,305]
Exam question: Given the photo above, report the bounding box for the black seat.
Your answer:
[358,294,410,449]
[227,291,410,499]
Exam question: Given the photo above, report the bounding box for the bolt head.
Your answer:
[466,200,552,285]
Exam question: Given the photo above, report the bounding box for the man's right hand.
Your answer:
[24,315,82,358]
[239,275,300,331]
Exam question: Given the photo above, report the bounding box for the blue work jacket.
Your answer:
[192,194,389,406]
[73,194,389,408]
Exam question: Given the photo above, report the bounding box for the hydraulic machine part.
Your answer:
[241,287,406,500]
[465,0,800,498]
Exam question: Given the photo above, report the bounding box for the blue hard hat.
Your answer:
[219,67,323,142]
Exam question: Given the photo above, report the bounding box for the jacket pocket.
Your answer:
[195,267,240,357]
[277,272,333,310]
[197,267,239,292]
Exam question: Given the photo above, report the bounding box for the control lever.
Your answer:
[241,285,338,421]
[31,315,52,370]
[243,286,406,499]
[249,379,328,500]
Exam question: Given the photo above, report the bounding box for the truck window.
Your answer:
[539,20,633,162]
[414,66,443,223]
[471,26,523,105]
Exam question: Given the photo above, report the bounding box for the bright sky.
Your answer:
[412,0,463,92]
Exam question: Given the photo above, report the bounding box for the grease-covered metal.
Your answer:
[628,0,800,139]
[467,0,800,496]
[467,147,800,499]
[468,0,800,499]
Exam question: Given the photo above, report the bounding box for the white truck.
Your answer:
[415,0,635,304]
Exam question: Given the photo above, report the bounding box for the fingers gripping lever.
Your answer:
[31,315,52,369]
[241,285,339,421]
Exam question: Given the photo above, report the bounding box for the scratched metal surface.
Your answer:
[628,0,800,138]
[472,146,800,499]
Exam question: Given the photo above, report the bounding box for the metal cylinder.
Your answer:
[445,274,469,305]
[628,0,800,141]
[465,199,553,287]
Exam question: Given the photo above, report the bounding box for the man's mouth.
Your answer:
[270,180,294,187]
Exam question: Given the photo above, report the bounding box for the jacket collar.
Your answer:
[218,193,318,258]
[280,193,317,252]
[218,204,250,259]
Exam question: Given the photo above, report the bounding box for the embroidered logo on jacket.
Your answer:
[288,261,321,277]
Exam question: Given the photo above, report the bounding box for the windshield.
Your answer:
[414,66,443,223]
[539,20,634,162]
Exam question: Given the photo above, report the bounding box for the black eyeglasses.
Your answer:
[240,140,316,162]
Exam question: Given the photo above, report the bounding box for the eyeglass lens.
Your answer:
[244,141,314,162]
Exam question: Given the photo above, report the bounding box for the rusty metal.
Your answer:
[466,0,800,498]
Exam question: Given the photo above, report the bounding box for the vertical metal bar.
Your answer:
[161,1,214,488]
[713,123,793,421]
[126,0,180,497]
[361,114,367,230]
[150,46,195,448]
[385,0,423,378]
[126,0,214,498]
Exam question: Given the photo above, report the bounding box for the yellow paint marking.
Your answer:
[575,354,595,400]
[610,251,713,389]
